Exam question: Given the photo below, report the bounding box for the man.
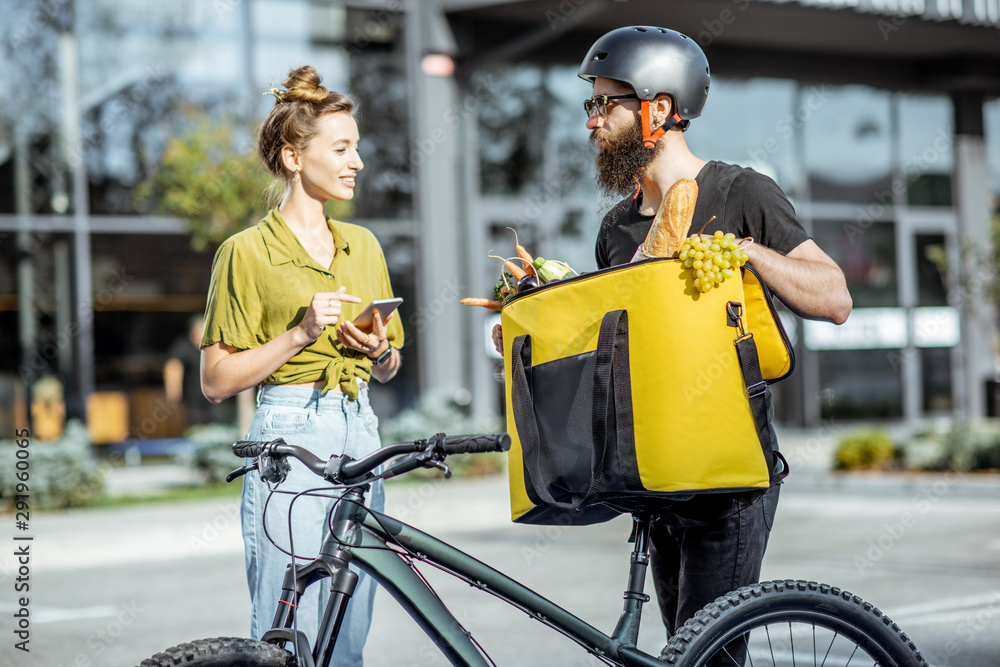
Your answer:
[581,24,851,653]
[493,25,852,657]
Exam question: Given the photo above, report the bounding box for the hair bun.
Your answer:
[281,65,329,104]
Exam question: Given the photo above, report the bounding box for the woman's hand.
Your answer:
[337,309,394,359]
[296,287,362,345]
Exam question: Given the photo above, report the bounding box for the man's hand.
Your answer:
[491,323,503,355]
[745,240,852,324]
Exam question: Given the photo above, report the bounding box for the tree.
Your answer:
[134,111,271,251]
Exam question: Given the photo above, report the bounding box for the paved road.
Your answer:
[2,454,999,667]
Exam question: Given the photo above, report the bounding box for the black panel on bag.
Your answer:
[530,351,597,500]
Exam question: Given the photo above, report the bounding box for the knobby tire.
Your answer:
[138,637,295,667]
[658,579,928,667]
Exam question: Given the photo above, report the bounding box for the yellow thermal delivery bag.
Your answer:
[501,258,792,525]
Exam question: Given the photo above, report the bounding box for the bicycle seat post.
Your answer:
[611,513,653,647]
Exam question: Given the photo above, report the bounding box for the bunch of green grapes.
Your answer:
[677,231,749,293]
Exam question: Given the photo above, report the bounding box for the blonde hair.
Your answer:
[257,65,356,183]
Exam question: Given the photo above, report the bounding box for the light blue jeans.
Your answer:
[241,383,384,666]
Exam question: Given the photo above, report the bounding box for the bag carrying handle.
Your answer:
[511,310,632,511]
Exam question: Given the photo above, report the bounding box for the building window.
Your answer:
[897,93,953,207]
[819,349,903,420]
[813,219,897,308]
[921,347,953,414]
[803,85,893,204]
[687,78,799,194]
[914,233,949,307]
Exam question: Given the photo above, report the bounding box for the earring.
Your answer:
[292,170,301,185]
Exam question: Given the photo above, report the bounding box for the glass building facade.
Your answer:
[1,0,999,439]
[472,64,999,425]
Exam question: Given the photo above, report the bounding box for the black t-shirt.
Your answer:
[595,161,810,269]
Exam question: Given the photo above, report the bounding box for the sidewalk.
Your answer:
[101,425,1000,504]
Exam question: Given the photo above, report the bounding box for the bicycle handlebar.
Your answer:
[229,433,511,485]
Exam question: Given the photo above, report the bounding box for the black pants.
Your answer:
[650,483,781,662]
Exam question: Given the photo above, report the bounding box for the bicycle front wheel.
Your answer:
[659,580,928,667]
[138,637,295,667]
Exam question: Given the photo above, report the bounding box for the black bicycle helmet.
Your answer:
[579,26,710,143]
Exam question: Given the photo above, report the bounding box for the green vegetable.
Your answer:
[494,271,516,301]
[532,257,577,283]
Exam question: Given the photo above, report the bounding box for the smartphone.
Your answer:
[352,297,403,332]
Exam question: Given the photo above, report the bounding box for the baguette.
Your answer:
[640,178,698,258]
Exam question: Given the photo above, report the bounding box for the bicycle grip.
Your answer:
[438,433,511,455]
[233,439,281,458]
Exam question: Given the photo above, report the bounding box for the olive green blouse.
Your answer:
[201,209,404,400]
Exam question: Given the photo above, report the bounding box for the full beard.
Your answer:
[592,120,652,199]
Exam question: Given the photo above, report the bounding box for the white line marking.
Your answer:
[0,602,119,624]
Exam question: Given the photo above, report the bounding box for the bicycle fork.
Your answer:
[263,487,368,667]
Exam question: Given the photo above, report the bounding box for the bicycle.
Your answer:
[139,433,929,667]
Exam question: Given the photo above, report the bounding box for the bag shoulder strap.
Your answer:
[734,332,787,486]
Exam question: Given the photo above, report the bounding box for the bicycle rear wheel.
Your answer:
[139,637,295,667]
[658,580,928,667]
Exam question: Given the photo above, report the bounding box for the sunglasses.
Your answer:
[583,93,639,117]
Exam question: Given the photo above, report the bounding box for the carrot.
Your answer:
[503,258,526,281]
[461,298,503,311]
[488,250,526,281]
[508,227,536,276]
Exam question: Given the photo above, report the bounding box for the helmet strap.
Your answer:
[641,99,689,148]
[632,167,645,200]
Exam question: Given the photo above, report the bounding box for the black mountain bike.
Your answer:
[139,433,928,667]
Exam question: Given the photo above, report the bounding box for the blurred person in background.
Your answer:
[164,314,223,426]
[199,65,404,666]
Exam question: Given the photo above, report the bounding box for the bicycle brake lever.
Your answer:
[225,463,256,483]
[428,460,451,478]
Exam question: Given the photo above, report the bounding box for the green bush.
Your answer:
[0,420,107,510]
[178,422,244,484]
[834,429,897,471]
[941,422,1000,472]
[379,394,506,479]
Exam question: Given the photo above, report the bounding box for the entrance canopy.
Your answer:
[445,0,1000,97]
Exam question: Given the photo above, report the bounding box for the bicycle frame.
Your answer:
[263,486,666,667]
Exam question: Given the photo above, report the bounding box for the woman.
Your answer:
[200,65,403,666]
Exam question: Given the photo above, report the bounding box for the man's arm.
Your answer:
[744,239,852,325]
